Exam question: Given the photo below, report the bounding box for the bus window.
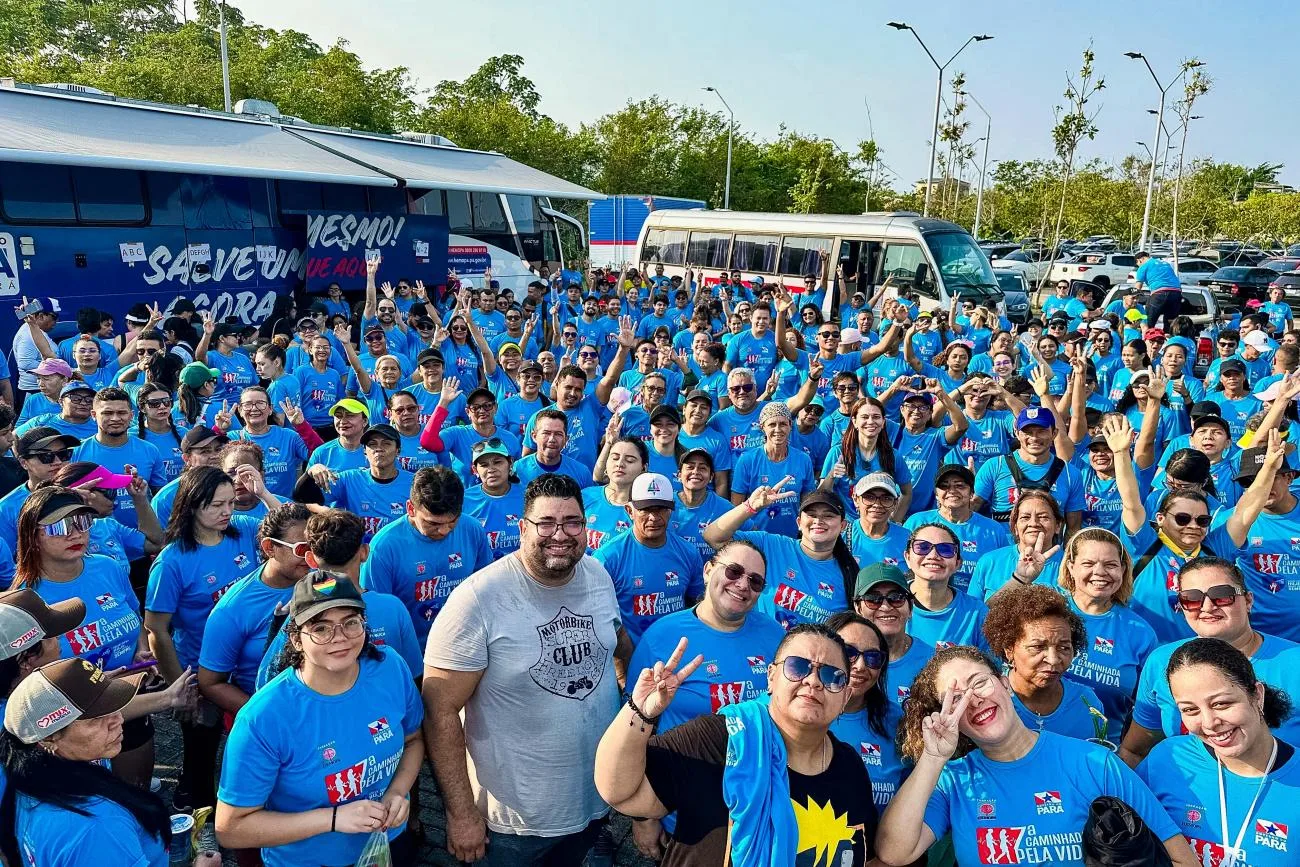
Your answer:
[447,191,472,233]
[778,235,833,277]
[687,232,731,269]
[185,176,252,230]
[0,163,76,223]
[505,194,541,233]
[278,180,323,215]
[410,189,445,217]
[879,243,935,298]
[72,167,147,224]
[643,229,688,265]
[146,173,185,227]
[367,186,407,215]
[321,183,367,213]
[471,193,509,233]
[731,234,778,273]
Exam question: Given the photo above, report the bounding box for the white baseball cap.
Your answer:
[630,473,675,509]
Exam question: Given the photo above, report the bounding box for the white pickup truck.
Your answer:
[1048,252,1138,290]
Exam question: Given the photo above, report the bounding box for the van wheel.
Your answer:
[1092,276,1110,290]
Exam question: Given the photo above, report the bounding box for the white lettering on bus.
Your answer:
[143,244,305,287]
[305,214,406,253]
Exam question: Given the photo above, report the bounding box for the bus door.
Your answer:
[872,238,939,312]
[833,239,881,318]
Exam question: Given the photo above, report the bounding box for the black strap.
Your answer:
[1004,455,1065,492]
[1130,536,1167,581]
[263,606,289,654]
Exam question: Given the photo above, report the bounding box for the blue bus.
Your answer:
[0,81,598,349]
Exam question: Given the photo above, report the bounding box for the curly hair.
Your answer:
[983,584,1087,664]
[897,645,1001,763]
[1057,527,1135,605]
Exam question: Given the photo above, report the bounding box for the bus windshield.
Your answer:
[925,231,1000,297]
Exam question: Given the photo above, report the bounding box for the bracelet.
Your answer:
[1012,572,1030,585]
[627,694,660,727]
[331,805,338,832]
[744,502,758,515]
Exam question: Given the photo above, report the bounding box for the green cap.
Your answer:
[179,362,220,389]
[854,563,908,598]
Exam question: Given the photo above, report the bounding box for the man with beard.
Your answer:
[423,473,630,864]
[73,387,167,528]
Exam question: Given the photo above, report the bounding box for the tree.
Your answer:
[0,0,176,61]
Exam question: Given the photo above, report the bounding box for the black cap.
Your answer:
[290,571,366,625]
[416,348,445,367]
[1237,443,1300,482]
[684,389,713,405]
[181,425,228,451]
[799,491,845,517]
[519,360,543,375]
[465,387,496,406]
[412,316,436,330]
[1219,358,1247,376]
[678,447,715,471]
[649,404,681,425]
[1192,412,1229,433]
[16,427,80,458]
[33,490,97,525]
[1189,400,1221,420]
[359,423,401,446]
[212,322,242,339]
[935,464,976,487]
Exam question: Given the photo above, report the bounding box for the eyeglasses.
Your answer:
[1166,512,1211,528]
[729,383,755,395]
[468,402,494,412]
[833,383,859,393]
[144,397,173,409]
[910,539,958,559]
[137,347,159,356]
[364,334,386,342]
[472,437,505,455]
[856,589,911,609]
[778,655,847,693]
[953,674,999,702]
[818,331,840,338]
[41,512,95,536]
[268,537,310,558]
[844,646,886,670]
[302,614,367,644]
[240,401,269,411]
[578,351,599,358]
[719,561,765,592]
[522,517,586,537]
[65,394,93,405]
[377,307,397,314]
[1177,584,1244,610]
[29,449,73,465]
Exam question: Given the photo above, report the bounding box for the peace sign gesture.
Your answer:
[630,637,705,719]
[1015,529,1061,582]
[921,683,973,761]
[279,396,304,427]
[746,475,799,513]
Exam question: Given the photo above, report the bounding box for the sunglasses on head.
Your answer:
[1166,511,1211,528]
[30,448,73,465]
[856,589,910,610]
[1177,584,1243,610]
[719,561,765,592]
[778,655,847,693]
[41,512,94,536]
[472,437,505,455]
[910,539,958,559]
[845,646,887,669]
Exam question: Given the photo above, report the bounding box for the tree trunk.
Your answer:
[1038,155,1076,296]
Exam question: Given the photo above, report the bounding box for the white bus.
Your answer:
[632,210,1018,317]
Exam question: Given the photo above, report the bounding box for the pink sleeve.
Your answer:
[293,419,324,452]
[419,405,449,452]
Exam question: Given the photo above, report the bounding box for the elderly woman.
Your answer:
[596,624,879,866]
[983,584,1108,741]
[874,645,1198,867]
[1055,527,1157,744]
[967,490,1065,602]
[846,474,911,568]
[730,403,816,537]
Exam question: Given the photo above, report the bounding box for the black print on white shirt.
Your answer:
[529,606,609,701]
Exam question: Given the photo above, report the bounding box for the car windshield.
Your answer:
[995,272,1025,294]
[926,231,1000,297]
[1001,251,1029,263]
[1213,267,1251,279]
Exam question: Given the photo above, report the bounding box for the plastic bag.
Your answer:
[354,831,392,867]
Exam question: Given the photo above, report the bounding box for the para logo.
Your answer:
[1093,636,1115,655]
[1034,790,1064,815]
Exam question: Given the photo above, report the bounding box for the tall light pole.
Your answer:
[863,96,877,214]
[703,87,733,210]
[959,89,992,240]
[888,23,993,218]
[219,0,232,112]
[1125,53,1203,251]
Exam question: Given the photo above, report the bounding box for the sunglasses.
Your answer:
[41,512,95,536]
[856,589,910,609]
[29,449,74,465]
[778,655,847,693]
[719,561,765,592]
[472,436,506,455]
[1177,584,1243,610]
[364,334,385,342]
[729,383,755,395]
[818,331,840,338]
[468,403,495,412]
[910,539,958,559]
[268,537,310,558]
[845,647,887,669]
[578,351,599,358]
[144,397,173,409]
[1166,512,1211,528]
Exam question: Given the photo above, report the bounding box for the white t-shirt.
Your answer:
[424,552,621,836]
[12,323,41,392]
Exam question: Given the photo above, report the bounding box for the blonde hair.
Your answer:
[1057,527,1135,605]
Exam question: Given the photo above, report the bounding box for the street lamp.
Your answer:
[703,87,734,210]
[219,0,232,112]
[1125,53,1204,251]
[889,22,993,217]
[958,89,992,240]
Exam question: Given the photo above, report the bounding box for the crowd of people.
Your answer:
[3,249,1300,866]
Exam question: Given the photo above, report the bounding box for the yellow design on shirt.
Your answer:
[792,795,857,867]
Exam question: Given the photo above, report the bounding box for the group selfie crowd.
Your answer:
[3,250,1300,866]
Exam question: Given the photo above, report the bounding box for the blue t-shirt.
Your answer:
[909,589,990,653]
[462,483,525,560]
[325,469,414,541]
[580,485,633,553]
[669,492,738,563]
[524,398,605,471]
[1139,734,1300,867]
[924,732,1178,867]
[16,791,167,867]
[821,441,913,520]
[884,638,936,709]
[438,425,521,476]
[725,331,780,389]
[1135,257,1181,291]
[730,448,815,537]
[967,543,1065,603]
[1011,678,1107,741]
[831,702,908,810]
[497,394,546,440]
[198,565,294,695]
[709,403,767,461]
[863,354,912,417]
[950,410,1015,475]
[1208,393,1263,441]
[138,426,188,483]
[1124,521,1241,644]
[361,515,494,646]
[1080,468,1125,535]
[1230,500,1300,642]
[36,555,142,670]
[86,517,146,579]
[230,426,309,498]
[514,452,592,487]
[974,452,1086,518]
[1064,597,1158,743]
[145,515,261,669]
[904,511,1010,593]
[846,521,911,570]
[788,424,831,473]
[218,647,423,867]
[207,349,258,403]
[472,308,508,341]
[307,438,369,473]
[264,373,302,417]
[736,531,848,629]
[293,364,346,426]
[15,413,98,439]
[72,436,168,528]
[595,532,704,645]
[677,429,734,478]
[896,426,955,515]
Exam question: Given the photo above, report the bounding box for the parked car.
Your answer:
[992,249,1055,284]
[980,242,1022,262]
[1122,257,1220,288]
[993,270,1031,324]
[1203,266,1277,304]
[1099,284,1218,376]
[1259,257,1300,273]
[1049,252,1138,290]
[1268,273,1300,296]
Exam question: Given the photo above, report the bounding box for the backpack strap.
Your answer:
[1131,535,1168,580]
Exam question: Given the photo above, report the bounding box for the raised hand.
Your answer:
[379,281,395,299]
[921,683,973,761]
[307,464,337,494]
[616,315,636,349]
[234,464,266,498]
[808,356,824,383]
[124,464,149,499]
[1101,415,1134,454]
[366,256,381,279]
[1030,368,1051,399]
[605,413,624,439]
[746,475,800,513]
[213,400,232,432]
[630,637,704,719]
[440,376,463,406]
[200,310,215,335]
[279,397,304,427]
[333,322,352,344]
[1016,530,1062,581]
[414,279,428,299]
[1145,369,1168,406]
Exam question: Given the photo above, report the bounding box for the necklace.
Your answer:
[1217,738,1277,867]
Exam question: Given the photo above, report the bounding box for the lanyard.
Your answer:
[1217,738,1277,867]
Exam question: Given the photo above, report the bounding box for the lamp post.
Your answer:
[959,89,992,240]
[219,0,232,112]
[888,23,993,218]
[703,87,733,210]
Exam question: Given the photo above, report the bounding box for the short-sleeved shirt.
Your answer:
[208,349,258,403]
[736,531,848,629]
[1230,500,1300,641]
[525,398,605,470]
[1135,257,1181,291]
[730,448,816,536]
[463,483,526,560]
[198,565,294,695]
[669,493,738,563]
[36,555,142,670]
[845,521,910,570]
[904,510,1011,593]
[1010,678,1107,741]
[1064,598,1158,743]
[230,426,309,498]
[974,452,1085,518]
[831,702,907,809]
[16,792,167,867]
[909,590,990,653]
[1124,521,1241,643]
[967,544,1065,603]
[595,532,704,645]
[307,438,369,473]
[324,469,414,540]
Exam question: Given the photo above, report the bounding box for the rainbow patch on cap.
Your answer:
[312,577,338,594]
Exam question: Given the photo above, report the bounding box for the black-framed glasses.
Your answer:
[729,383,754,395]
[818,331,840,338]
[41,512,95,536]
[578,351,599,358]
[856,590,911,610]
[719,561,765,592]
[30,449,73,465]
[1177,584,1244,610]
[910,539,958,559]
[144,397,173,409]
[522,517,586,537]
[1167,512,1211,528]
[778,656,847,693]
[845,647,887,670]
[468,402,495,412]
[303,615,367,644]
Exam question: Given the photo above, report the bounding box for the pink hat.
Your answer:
[69,465,134,490]
[32,359,73,377]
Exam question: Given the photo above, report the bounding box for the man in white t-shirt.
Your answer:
[423,472,630,865]
[11,296,59,400]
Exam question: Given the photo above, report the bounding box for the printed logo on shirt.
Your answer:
[1187,838,1226,866]
[962,540,978,553]
[324,761,367,804]
[632,593,661,617]
[1290,537,1300,551]
[94,593,117,610]
[774,583,807,611]
[897,686,912,704]
[858,742,882,766]
[1251,537,1264,548]
[815,581,834,597]
[1256,820,1289,851]
[64,624,103,655]
[747,655,768,674]
[664,571,680,587]
[320,742,337,765]
[415,578,441,602]
[587,529,606,550]
[368,718,394,745]
[1093,636,1115,655]
[448,553,463,569]
[1255,553,1284,575]
[1184,806,1203,826]
[211,583,235,604]
[528,606,610,702]
[233,554,250,570]
[935,640,956,650]
[1034,791,1064,815]
[976,826,1024,863]
[708,681,747,712]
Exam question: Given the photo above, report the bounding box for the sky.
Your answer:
[232,0,1294,190]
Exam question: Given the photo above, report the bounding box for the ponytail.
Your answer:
[831,536,859,610]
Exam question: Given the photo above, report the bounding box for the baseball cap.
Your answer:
[64,465,133,490]
[840,328,862,344]
[1244,330,1272,350]
[1255,379,1285,402]
[32,358,74,378]
[1048,312,1071,324]
[16,428,80,458]
[14,297,61,320]
[630,473,675,510]
[678,447,715,471]
[412,316,437,330]
[684,389,713,405]
[1087,320,1112,332]
[362,324,385,339]
[519,360,543,375]
[5,658,141,744]
[359,423,401,447]
[497,342,522,358]
[1218,358,1247,376]
[1192,412,1229,434]
[329,398,369,418]
[212,322,243,339]
[471,438,510,463]
[852,472,901,499]
[179,362,220,389]
[649,404,682,426]
[0,590,85,661]
[465,387,496,406]
[34,490,97,526]
[1143,327,1166,340]
[799,490,846,517]
[295,316,319,331]
[1237,443,1300,482]
[416,348,445,367]
[58,381,95,399]
[290,571,366,626]
[935,464,976,487]
[181,425,228,451]
[854,563,909,598]
[1015,406,1057,430]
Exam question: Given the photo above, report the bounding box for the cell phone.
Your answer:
[120,659,158,674]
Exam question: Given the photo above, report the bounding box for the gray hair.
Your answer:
[727,367,755,384]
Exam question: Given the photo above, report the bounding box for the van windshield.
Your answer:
[925,231,1000,296]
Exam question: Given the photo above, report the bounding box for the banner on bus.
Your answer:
[304,211,449,291]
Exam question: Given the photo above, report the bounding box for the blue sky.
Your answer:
[235,0,1294,189]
